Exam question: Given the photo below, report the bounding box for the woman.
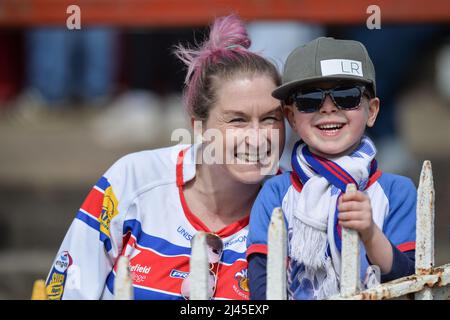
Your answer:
[45,15,285,300]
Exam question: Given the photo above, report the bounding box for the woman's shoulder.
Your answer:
[104,144,190,188]
[116,144,188,167]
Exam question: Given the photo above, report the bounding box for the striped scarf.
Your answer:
[290,136,377,299]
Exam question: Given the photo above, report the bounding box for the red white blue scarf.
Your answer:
[290,136,377,299]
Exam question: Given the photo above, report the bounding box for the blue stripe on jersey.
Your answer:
[123,219,191,256]
[100,233,112,252]
[95,176,110,192]
[75,210,112,252]
[222,249,246,265]
[76,210,100,230]
[133,286,183,300]
[123,219,246,264]
[105,271,183,300]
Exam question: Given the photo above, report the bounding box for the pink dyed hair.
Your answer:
[174,14,280,120]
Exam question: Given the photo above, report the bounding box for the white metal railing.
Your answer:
[189,231,211,300]
[31,161,449,300]
[267,207,287,300]
[340,183,360,297]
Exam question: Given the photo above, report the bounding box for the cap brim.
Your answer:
[272,75,374,100]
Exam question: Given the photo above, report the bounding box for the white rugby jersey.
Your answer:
[46,144,250,300]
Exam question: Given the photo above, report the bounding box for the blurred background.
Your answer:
[0,0,449,299]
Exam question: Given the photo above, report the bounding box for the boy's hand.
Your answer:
[337,190,376,244]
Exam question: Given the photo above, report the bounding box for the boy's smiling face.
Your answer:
[285,81,380,158]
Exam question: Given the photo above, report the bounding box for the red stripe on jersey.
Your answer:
[128,248,189,295]
[290,171,303,193]
[246,244,268,257]
[121,231,132,255]
[215,259,249,300]
[80,188,104,219]
[397,241,415,252]
[176,148,189,187]
[122,245,249,300]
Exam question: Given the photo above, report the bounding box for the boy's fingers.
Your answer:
[338,201,364,212]
[338,211,356,221]
[338,220,364,230]
[338,211,365,222]
[341,190,366,202]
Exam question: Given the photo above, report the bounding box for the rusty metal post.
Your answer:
[114,256,134,300]
[333,160,450,301]
[267,207,287,300]
[340,183,360,297]
[190,232,209,300]
[415,160,435,300]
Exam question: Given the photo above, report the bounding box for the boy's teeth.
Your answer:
[318,123,343,130]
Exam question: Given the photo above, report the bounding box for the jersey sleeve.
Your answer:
[246,173,291,257]
[382,175,417,253]
[45,157,131,300]
[247,173,291,300]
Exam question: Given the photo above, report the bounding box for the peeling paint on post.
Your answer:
[338,263,450,300]
[332,161,450,300]
[415,161,435,300]
[415,161,435,272]
[190,232,209,300]
[340,183,360,297]
[114,256,133,300]
[267,207,287,300]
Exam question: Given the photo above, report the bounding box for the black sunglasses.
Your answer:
[291,85,371,113]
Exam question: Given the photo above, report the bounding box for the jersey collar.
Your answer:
[176,144,249,237]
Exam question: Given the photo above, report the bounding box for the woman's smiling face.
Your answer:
[201,74,285,184]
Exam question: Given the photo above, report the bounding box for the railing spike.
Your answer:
[190,232,209,300]
[415,160,435,300]
[267,207,287,300]
[340,183,360,297]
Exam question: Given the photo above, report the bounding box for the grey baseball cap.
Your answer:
[272,37,376,100]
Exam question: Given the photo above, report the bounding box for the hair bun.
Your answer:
[174,14,251,86]
[206,14,251,51]
[174,14,279,120]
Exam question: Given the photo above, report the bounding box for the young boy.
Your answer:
[246,37,417,300]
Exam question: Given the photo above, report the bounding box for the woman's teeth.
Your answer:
[236,153,261,163]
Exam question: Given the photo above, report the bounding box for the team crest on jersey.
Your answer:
[99,186,119,237]
[46,251,73,300]
[234,268,249,293]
